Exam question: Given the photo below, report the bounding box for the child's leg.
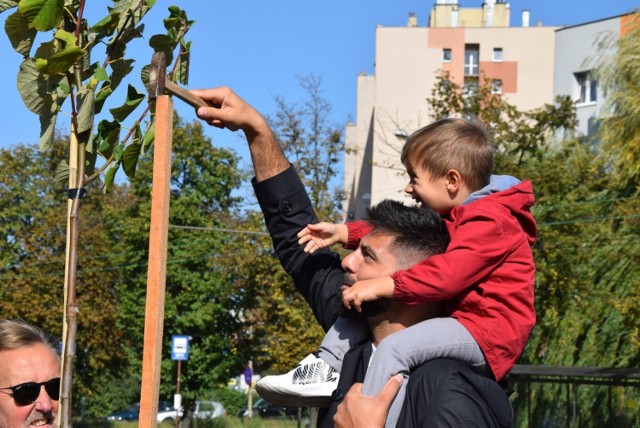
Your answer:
[317,316,370,371]
[361,317,488,428]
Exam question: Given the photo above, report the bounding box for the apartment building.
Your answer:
[554,14,637,137]
[343,0,635,221]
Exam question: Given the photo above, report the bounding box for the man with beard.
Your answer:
[193,86,514,427]
[0,319,59,428]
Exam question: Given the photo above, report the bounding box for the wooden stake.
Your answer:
[139,94,174,428]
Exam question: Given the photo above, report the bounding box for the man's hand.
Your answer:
[191,87,267,134]
[334,374,404,428]
[297,222,347,253]
[341,276,395,312]
[192,86,288,181]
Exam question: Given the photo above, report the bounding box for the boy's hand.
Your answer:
[341,276,395,312]
[297,223,346,253]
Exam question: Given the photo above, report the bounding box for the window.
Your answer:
[442,48,452,62]
[464,44,479,76]
[491,79,503,94]
[492,48,503,62]
[574,71,597,104]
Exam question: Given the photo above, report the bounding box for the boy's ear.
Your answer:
[445,169,463,191]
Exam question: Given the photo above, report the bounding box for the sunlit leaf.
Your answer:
[76,88,95,134]
[108,84,145,121]
[34,30,84,76]
[0,0,18,13]
[54,159,69,186]
[102,165,117,193]
[18,0,64,31]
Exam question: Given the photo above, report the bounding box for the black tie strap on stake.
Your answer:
[67,188,87,199]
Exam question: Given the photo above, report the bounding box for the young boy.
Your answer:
[256,118,537,426]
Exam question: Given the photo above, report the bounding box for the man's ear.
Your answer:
[445,169,463,192]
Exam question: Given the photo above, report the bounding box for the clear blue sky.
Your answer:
[0,1,637,173]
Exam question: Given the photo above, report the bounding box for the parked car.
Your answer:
[156,400,183,423]
[240,398,308,420]
[105,400,176,422]
[105,403,139,421]
[157,400,226,423]
[191,400,227,419]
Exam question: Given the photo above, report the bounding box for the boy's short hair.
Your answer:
[400,118,494,191]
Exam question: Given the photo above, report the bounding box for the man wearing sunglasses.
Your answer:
[0,319,60,428]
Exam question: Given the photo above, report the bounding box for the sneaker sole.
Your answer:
[256,385,333,408]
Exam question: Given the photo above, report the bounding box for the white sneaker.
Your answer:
[256,353,340,408]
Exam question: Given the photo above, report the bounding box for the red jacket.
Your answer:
[347,180,537,380]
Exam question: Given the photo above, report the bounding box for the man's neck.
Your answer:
[367,318,408,346]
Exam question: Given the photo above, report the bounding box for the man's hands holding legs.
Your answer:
[334,374,403,428]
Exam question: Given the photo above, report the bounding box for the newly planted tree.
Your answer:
[0,0,194,425]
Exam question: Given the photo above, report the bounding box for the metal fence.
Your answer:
[506,365,640,427]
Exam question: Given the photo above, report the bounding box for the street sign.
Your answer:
[244,366,252,386]
[171,335,189,361]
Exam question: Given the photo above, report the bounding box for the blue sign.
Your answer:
[171,335,190,361]
[244,367,252,385]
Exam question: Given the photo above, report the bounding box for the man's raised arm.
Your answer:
[192,87,289,182]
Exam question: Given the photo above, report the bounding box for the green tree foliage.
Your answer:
[426,67,640,426]
[593,12,640,190]
[0,140,129,412]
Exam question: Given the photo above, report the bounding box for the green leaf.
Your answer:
[5,10,36,56]
[148,34,175,65]
[122,140,142,179]
[94,85,113,115]
[102,165,117,193]
[108,84,145,122]
[76,89,95,134]
[90,12,119,39]
[174,41,190,85]
[34,29,84,76]
[38,99,58,149]
[113,143,124,162]
[54,159,69,186]
[94,66,109,82]
[0,0,18,13]
[17,57,48,114]
[109,58,134,92]
[93,119,121,159]
[140,64,150,89]
[18,0,64,31]
[142,122,155,153]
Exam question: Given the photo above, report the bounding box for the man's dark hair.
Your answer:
[340,199,450,319]
[364,199,450,264]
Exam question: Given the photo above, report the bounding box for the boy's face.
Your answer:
[404,166,454,214]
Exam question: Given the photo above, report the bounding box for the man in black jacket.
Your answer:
[193,87,514,427]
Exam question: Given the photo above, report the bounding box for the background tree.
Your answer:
[269,74,345,220]
[0,1,196,423]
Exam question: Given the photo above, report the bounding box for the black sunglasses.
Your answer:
[0,377,60,406]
